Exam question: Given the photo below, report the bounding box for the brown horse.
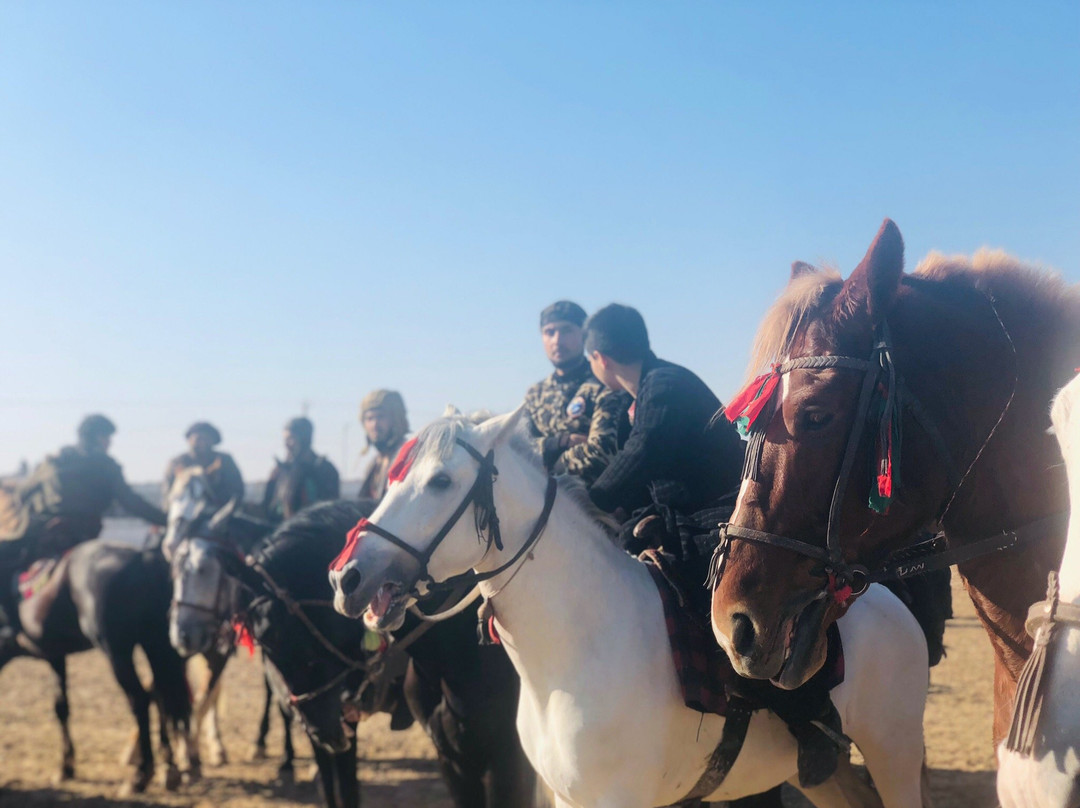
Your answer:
[710,218,1079,742]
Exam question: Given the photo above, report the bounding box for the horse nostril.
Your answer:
[731,613,756,657]
[340,567,362,598]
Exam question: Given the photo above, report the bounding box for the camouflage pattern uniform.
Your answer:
[525,357,630,485]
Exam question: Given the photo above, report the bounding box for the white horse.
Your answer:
[330,408,930,808]
[998,375,1080,808]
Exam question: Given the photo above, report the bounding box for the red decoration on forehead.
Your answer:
[387,437,419,484]
[329,518,369,572]
[724,365,782,436]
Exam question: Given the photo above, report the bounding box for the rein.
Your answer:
[345,437,558,607]
[246,559,367,705]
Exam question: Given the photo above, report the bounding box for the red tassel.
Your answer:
[725,367,782,435]
[387,437,419,484]
[827,573,853,606]
[329,518,369,571]
[234,620,256,657]
[487,615,501,645]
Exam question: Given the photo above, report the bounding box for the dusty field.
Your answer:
[0,574,998,807]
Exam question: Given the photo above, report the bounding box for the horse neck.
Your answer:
[894,283,1071,539]
[1057,444,1080,604]
[475,454,651,668]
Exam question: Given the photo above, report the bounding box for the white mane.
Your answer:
[412,409,619,538]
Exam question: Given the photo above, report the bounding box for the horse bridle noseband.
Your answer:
[354,437,558,603]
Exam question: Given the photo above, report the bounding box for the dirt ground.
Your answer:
[0,574,998,807]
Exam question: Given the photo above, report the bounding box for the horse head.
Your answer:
[710,220,954,689]
[169,537,245,657]
[245,500,377,754]
[329,407,526,629]
[162,467,214,561]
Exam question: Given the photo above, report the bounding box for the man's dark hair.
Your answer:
[77,414,116,444]
[584,304,651,364]
[286,416,314,445]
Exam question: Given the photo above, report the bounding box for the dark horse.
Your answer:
[0,540,191,794]
[171,499,536,808]
[710,218,1079,742]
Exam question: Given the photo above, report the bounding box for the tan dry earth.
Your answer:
[0,575,998,807]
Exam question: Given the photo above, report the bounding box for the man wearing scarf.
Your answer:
[357,390,410,502]
[524,300,630,485]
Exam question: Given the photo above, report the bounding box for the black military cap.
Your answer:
[185,421,222,446]
[540,300,587,329]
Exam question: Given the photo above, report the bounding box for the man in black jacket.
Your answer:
[262,417,340,521]
[585,304,744,520]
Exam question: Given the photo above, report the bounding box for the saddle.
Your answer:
[640,548,846,792]
[15,552,74,645]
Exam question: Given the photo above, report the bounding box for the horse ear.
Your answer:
[482,405,528,447]
[834,219,904,326]
[790,261,818,280]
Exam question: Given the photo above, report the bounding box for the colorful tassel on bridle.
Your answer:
[724,365,782,437]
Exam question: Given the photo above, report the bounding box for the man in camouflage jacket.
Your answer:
[524,300,630,485]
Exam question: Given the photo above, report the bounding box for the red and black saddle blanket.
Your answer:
[17,555,65,601]
[641,549,844,717]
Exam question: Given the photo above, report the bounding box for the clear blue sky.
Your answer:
[2,2,1078,482]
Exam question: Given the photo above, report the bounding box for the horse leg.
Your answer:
[202,652,229,767]
[312,743,342,808]
[276,700,296,782]
[252,667,273,760]
[333,738,359,808]
[788,754,885,808]
[142,629,192,792]
[427,700,485,808]
[49,656,75,782]
[108,647,155,795]
[482,705,536,808]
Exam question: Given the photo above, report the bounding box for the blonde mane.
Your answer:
[746,267,842,380]
[914,248,1080,320]
[746,248,1079,382]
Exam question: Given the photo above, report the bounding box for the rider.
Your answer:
[163,421,245,508]
[584,307,842,791]
[262,417,340,521]
[583,303,745,555]
[357,390,410,502]
[0,415,167,640]
[525,300,630,484]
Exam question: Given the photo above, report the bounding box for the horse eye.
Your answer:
[801,410,834,431]
[427,473,452,491]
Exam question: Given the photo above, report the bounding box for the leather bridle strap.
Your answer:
[356,438,558,600]
[357,438,501,581]
[246,559,366,705]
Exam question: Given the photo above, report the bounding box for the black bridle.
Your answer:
[353,437,558,603]
[707,317,1064,604]
[169,533,368,707]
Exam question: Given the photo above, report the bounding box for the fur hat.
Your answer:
[360,389,409,451]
